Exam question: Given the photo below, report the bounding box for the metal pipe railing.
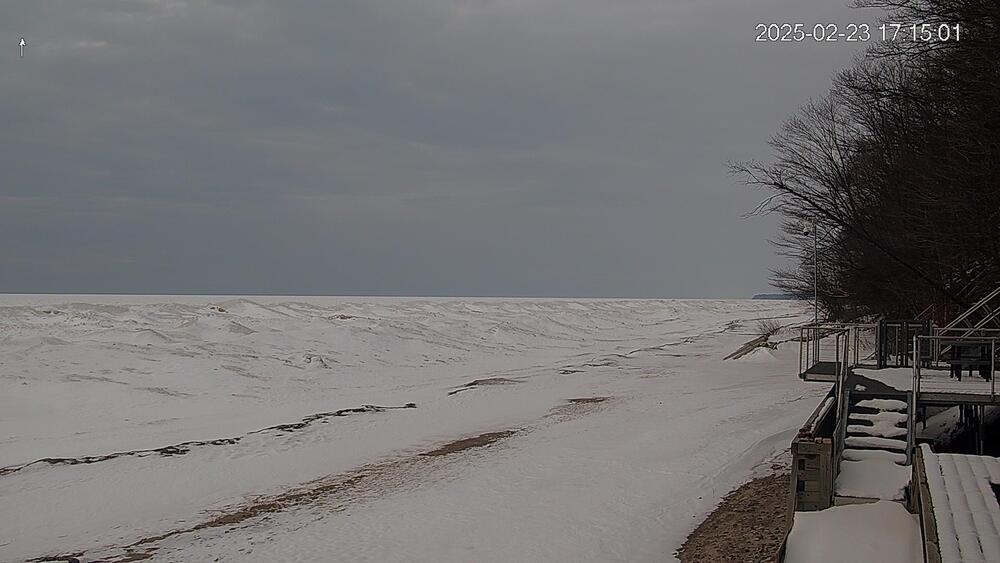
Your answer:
[798,327,805,379]
[913,334,1000,397]
[908,333,1000,463]
[798,323,877,379]
[942,285,1000,330]
[932,327,1000,363]
[833,324,854,480]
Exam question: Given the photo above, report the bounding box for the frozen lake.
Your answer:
[0,296,824,562]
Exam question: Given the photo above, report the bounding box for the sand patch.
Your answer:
[676,473,790,562]
[420,430,518,457]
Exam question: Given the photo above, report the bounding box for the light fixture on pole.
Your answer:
[800,219,818,325]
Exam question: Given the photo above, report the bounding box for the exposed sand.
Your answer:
[676,472,790,562]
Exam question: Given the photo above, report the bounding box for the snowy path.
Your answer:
[0,296,822,562]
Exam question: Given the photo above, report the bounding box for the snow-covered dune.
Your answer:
[0,296,822,562]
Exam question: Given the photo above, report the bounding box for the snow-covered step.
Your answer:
[855,398,908,412]
[835,459,910,500]
[850,411,908,425]
[845,435,908,451]
[847,423,907,439]
[837,390,912,496]
[842,448,906,464]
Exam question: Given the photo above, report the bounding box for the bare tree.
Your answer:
[735,0,1000,321]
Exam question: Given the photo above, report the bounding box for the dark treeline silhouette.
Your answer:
[735,0,1000,322]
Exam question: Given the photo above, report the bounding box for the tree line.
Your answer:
[736,0,1000,323]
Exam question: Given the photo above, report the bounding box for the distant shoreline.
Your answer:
[0,293,796,304]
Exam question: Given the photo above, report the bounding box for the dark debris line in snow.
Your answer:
[0,403,418,477]
[26,397,613,563]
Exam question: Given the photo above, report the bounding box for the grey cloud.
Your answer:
[1,0,870,296]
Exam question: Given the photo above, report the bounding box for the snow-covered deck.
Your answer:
[920,368,997,398]
[853,367,999,402]
[784,501,922,563]
[919,444,1000,563]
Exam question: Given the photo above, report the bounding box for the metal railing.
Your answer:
[940,304,1000,358]
[906,387,916,465]
[912,333,1000,401]
[942,285,1000,331]
[929,327,1000,365]
[798,325,845,379]
[909,285,1000,366]
[909,332,999,463]
[833,330,853,476]
[915,303,936,321]
[878,319,935,368]
[798,323,877,379]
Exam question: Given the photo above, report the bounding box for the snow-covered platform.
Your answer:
[784,501,922,563]
[854,367,1000,405]
[914,444,1000,563]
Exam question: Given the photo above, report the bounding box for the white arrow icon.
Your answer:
[19,37,25,58]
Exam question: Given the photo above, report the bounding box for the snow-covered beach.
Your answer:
[0,296,823,562]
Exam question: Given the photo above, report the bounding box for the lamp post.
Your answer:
[801,220,819,363]
[801,219,819,325]
[812,219,818,325]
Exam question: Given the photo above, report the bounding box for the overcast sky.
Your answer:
[0,1,875,297]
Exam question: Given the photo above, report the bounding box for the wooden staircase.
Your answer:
[843,396,909,465]
[834,391,913,503]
